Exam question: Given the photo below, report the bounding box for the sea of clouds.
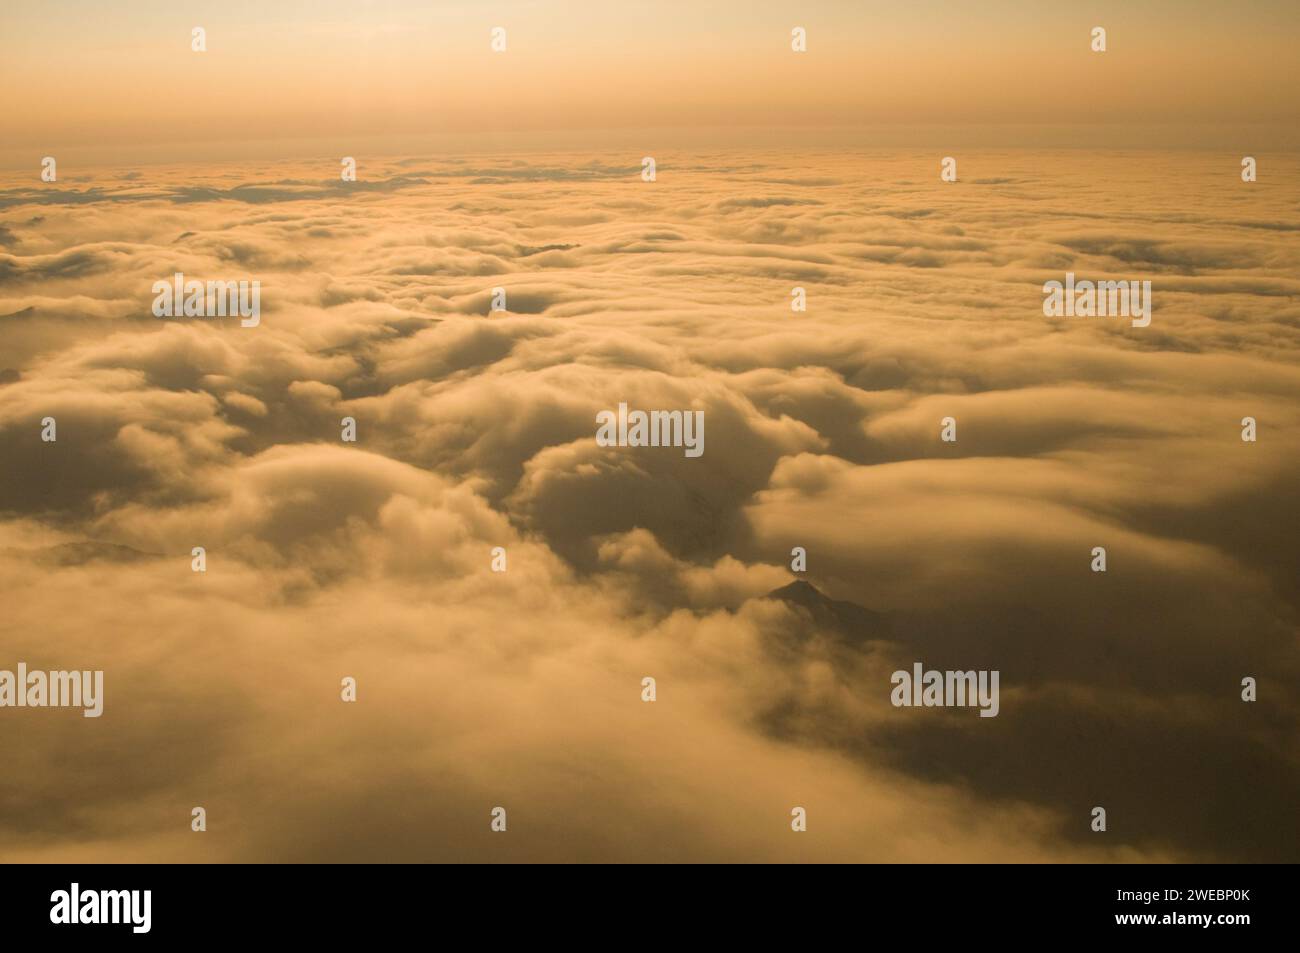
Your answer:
[0,151,1297,861]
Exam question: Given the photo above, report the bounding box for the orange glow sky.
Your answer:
[3,0,1299,166]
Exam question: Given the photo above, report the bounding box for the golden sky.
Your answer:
[3,0,1299,166]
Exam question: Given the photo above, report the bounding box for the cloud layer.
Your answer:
[1,151,1297,861]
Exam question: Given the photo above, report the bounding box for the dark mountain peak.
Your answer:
[768,579,825,605]
[766,579,889,643]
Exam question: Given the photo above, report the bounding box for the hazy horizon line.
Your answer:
[4,122,1298,173]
